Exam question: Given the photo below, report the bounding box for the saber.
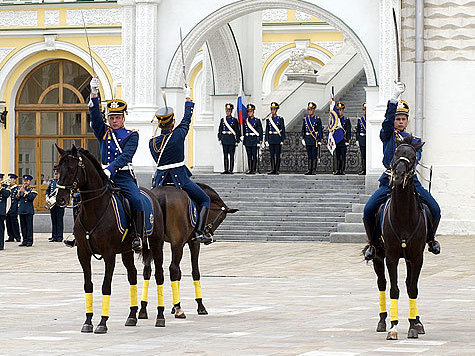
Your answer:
[392,8,401,82]
[179,27,187,88]
[80,10,96,76]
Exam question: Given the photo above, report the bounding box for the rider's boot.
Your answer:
[131,211,145,253]
[427,217,441,255]
[64,234,76,248]
[363,219,377,261]
[192,206,212,244]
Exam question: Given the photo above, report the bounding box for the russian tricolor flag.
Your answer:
[237,83,248,126]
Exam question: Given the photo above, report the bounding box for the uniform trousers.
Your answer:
[111,171,144,212]
[305,145,318,160]
[0,215,5,249]
[6,214,20,241]
[269,144,282,160]
[50,206,65,240]
[245,146,258,164]
[19,214,33,245]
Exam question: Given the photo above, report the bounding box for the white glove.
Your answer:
[219,140,222,146]
[103,168,111,179]
[90,77,100,95]
[264,141,269,148]
[345,142,350,147]
[301,139,306,146]
[318,142,322,146]
[391,81,405,101]
[184,86,191,99]
[356,141,360,147]
[280,142,284,146]
[240,136,244,141]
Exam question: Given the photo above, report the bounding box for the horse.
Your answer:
[54,145,166,333]
[370,135,427,340]
[137,183,238,320]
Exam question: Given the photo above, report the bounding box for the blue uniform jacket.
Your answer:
[356,116,366,144]
[243,117,263,146]
[265,116,286,145]
[218,116,241,145]
[0,186,11,216]
[45,179,57,197]
[89,96,138,177]
[340,116,351,142]
[301,115,323,146]
[150,101,194,187]
[7,185,19,215]
[18,187,37,215]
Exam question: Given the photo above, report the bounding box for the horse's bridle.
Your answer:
[204,206,227,237]
[390,143,417,189]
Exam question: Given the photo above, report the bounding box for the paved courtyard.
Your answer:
[0,234,474,356]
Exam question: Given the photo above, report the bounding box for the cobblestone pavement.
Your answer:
[0,234,474,356]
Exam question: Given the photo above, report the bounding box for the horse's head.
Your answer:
[390,135,424,188]
[54,144,84,207]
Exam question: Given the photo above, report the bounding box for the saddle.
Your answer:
[109,182,133,224]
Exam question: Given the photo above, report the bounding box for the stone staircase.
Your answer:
[329,194,369,243]
[192,174,365,242]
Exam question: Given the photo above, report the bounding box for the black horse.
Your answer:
[55,145,165,333]
[371,136,427,340]
[137,183,238,321]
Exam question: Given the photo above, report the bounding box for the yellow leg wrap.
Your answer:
[102,295,111,317]
[130,285,138,307]
[85,293,93,314]
[379,291,387,313]
[157,285,164,307]
[408,298,419,319]
[390,299,398,321]
[141,280,150,302]
[171,280,180,305]
[193,280,202,299]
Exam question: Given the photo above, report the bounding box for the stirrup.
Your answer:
[64,235,76,248]
[428,240,440,255]
[192,232,213,245]
[132,237,142,253]
[364,245,376,261]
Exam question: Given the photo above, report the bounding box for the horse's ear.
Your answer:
[227,208,239,214]
[71,144,78,156]
[55,144,65,157]
[413,140,425,152]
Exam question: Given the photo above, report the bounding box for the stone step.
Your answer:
[329,232,367,243]
[334,222,365,233]
[345,212,363,223]
[215,235,330,242]
[352,204,364,213]
[226,216,345,222]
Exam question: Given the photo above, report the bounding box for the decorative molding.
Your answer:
[379,0,399,103]
[91,45,122,86]
[44,34,57,51]
[295,10,312,21]
[313,41,344,56]
[121,4,135,105]
[0,10,37,27]
[44,10,59,26]
[262,9,287,21]
[166,0,377,88]
[0,48,14,65]
[66,9,121,26]
[262,42,291,65]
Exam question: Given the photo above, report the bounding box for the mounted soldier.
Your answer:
[335,101,351,175]
[242,103,263,174]
[217,103,241,174]
[68,77,145,251]
[301,102,323,175]
[265,102,286,175]
[356,102,367,175]
[363,82,441,260]
[150,88,212,245]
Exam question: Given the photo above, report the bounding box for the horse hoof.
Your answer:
[125,317,137,326]
[386,330,398,340]
[376,321,386,332]
[155,318,166,327]
[138,308,148,319]
[174,309,186,319]
[81,324,93,333]
[171,306,175,314]
[408,329,419,339]
[197,308,208,315]
[94,325,108,334]
[414,322,425,334]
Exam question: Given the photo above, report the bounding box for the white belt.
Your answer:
[102,164,130,171]
[360,133,366,136]
[157,161,185,171]
[245,133,257,136]
[269,132,280,135]
[222,131,234,134]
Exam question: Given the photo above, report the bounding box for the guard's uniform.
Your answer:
[6,174,20,242]
[18,176,37,247]
[335,102,351,175]
[265,102,286,174]
[356,103,367,175]
[89,97,143,213]
[0,174,11,250]
[243,104,263,174]
[46,178,64,242]
[218,103,241,174]
[301,102,323,175]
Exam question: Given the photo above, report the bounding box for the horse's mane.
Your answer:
[197,182,227,208]
[78,147,108,181]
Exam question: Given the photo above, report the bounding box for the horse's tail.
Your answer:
[139,242,153,266]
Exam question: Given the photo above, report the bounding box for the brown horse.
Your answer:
[371,136,427,340]
[55,145,166,333]
[137,183,237,322]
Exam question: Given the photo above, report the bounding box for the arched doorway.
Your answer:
[15,59,98,210]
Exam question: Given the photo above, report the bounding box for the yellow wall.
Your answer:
[262,32,344,43]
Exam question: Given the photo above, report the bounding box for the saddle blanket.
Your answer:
[188,197,198,228]
[111,190,154,237]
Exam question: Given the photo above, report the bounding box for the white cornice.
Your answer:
[0,27,121,38]
[263,24,336,33]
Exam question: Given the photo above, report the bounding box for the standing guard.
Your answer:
[265,102,286,175]
[242,103,263,174]
[88,77,144,251]
[150,88,212,244]
[301,102,323,175]
[46,168,65,242]
[0,173,11,250]
[217,103,240,174]
[5,173,20,242]
[356,103,367,175]
[18,174,37,247]
[335,102,351,175]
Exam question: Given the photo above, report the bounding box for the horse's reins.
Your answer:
[204,206,226,236]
